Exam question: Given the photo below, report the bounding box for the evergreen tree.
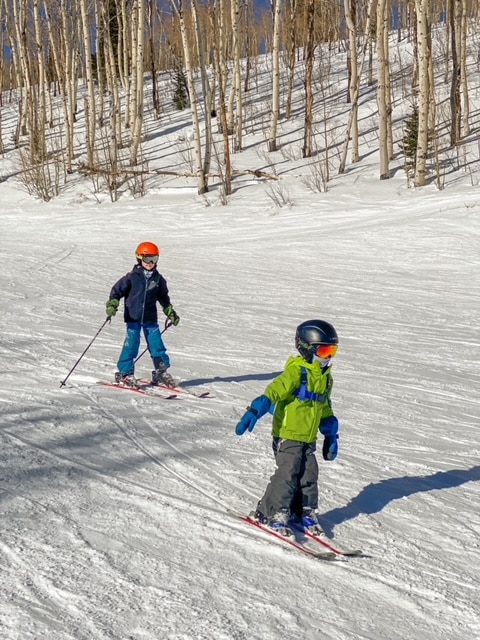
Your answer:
[173,71,189,110]
[400,106,419,183]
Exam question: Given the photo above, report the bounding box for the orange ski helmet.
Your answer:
[135,241,159,260]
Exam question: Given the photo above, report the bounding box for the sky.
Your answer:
[1,28,480,640]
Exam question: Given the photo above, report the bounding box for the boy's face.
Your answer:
[313,355,333,368]
[311,343,337,368]
[140,255,158,271]
[142,259,156,271]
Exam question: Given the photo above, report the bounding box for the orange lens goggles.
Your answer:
[314,344,338,359]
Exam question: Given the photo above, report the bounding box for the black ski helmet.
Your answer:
[295,319,338,362]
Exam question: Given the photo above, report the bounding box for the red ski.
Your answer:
[233,513,337,561]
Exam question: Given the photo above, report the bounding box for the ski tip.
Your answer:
[315,552,337,561]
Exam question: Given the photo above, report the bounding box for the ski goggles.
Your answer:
[138,254,159,264]
[312,344,338,359]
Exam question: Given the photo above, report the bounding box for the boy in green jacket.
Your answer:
[235,319,339,534]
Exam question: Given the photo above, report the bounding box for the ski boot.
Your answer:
[151,365,176,388]
[301,507,324,535]
[114,372,137,387]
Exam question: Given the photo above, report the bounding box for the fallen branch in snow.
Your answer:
[77,163,279,181]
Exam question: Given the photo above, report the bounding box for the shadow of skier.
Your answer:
[321,465,480,537]
[181,371,283,387]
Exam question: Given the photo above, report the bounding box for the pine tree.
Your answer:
[173,71,189,110]
[399,106,419,183]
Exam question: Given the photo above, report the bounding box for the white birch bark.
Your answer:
[79,0,97,166]
[344,0,359,162]
[32,0,47,159]
[231,0,243,151]
[376,0,390,179]
[130,0,145,165]
[339,0,375,173]
[268,0,281,152]
[460,0,470,135]
[286,0,296,120]
[191,0,213,173]
[170,0,207,194]
[302,0,315,158]
[213,0,232,195]
[414,0,430,187]
[44,0,75,171]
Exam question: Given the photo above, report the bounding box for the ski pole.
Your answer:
[134,319,172,364]
[60,317,111,387]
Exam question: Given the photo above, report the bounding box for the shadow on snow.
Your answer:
[322,465,480,537]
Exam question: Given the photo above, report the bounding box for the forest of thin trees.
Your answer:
[0,0,479,200]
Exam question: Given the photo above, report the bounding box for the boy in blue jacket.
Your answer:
[106,241,180,387]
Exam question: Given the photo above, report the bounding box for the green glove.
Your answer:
[164,304,180,326]
[106,299,120,317]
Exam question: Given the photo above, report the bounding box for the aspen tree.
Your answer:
[43,0,77,171]
[376,0,390,179]
[449,0,462,145]
[169,0,207,194]
[285,0,297,120]
[339,0,375,173]
[302,0,315,158]
[268,0,281,152]
[344,0,359,162]
[148,0,161,120]
[79,0,97,166]
[99,0,122,164]
[191,0,213,174]
[211,0,232,195]
[11,0,32,141]
[32,0,47,160]
[460,0,470,136]
[414,0,430,187]
[231,0,243,151]
[129,0,145,165]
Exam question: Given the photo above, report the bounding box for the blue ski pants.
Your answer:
[117,322,170,375]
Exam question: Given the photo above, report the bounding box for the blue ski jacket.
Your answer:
[109,264,171,324]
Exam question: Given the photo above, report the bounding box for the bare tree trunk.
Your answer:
[286,0,297,120]
[414,0,430,187]
[11,0,32,142]
[148,0,161,120]
[376,0,390,179]
[460,0,470,136]
[79,0,97,166]
[129,0,145,165]
[383,12,393,161]
[268,0,281,152]
[212,0,232,195]
[302,0,315,158]
[100,0,122,165]
[32,0,47,159]
[170,0,207,194]
[44,0,77,171]
[339,0,375,173]
[192,0,213,175]
[344,0,359,162]
[119,0,132,128]
[231,0,243,151]
[449,0,462,146]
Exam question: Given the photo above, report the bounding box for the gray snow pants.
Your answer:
[256,438,319,518]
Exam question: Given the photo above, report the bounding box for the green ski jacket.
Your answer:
[264,356,334,444]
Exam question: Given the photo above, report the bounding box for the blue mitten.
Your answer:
[322,435,338,461]
[235,395,272,436]
[319,416,339,461]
